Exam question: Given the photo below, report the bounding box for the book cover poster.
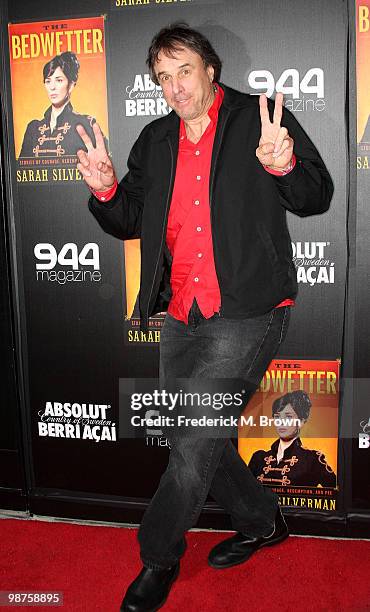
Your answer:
[357,0,370,156]
[239,359,340,512]
[124,239,165,346]
[9,16,109,182]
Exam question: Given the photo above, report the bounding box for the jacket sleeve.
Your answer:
[267,100,334,217]
[78,114,110,156]
[88,124,150,240]
[248,451,263,478]
[19,122,35,158]
[311,450,337,488]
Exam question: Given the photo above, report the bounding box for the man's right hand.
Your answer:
[76,123,117,192]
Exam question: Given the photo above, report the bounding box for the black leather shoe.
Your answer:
[208,508,288,569]
[120,563,180,611]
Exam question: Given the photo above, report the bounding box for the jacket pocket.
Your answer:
[256,223,282,274]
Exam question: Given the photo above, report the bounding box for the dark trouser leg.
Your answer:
[208,439,277,534]
[138,302,290,569]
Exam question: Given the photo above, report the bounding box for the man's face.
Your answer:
[154,46,215,121]
[44,66,75,108]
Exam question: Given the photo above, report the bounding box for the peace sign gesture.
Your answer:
[76,122,116,192]
[256,93,294,171]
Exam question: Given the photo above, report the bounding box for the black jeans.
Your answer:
[138,298,291,569]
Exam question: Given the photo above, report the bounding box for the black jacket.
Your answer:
[249,437,336,488]
[20,102,97,158]
[88,84,333,332]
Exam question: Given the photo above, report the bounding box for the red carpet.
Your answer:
[0,517,369,611]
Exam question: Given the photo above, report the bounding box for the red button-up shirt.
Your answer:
[166,85,294,324]
[166,86,224,323]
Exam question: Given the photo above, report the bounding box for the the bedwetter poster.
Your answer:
[8,16,109,182]
[239,359,340,512]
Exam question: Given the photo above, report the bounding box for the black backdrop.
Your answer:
[0,0,369,537]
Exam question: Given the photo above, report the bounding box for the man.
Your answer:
[76,23,333,612]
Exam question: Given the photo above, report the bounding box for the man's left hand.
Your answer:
[256,93,294,171]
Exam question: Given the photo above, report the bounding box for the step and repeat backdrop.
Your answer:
[354,0,370,513]
[3,0,368,530]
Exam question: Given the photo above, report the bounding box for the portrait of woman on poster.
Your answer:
[249,390,336,488]
[19,51,100,158]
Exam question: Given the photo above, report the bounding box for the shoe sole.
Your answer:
[208,530,289,570]
[120,564,180,612]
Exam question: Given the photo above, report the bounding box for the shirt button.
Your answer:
[196,175,201,180]
[101,196,106,201]
[195,150,200,156]
[197,252,203,258]
[194,277,199,282]
[194,200,200,206]
[196,226,202,232]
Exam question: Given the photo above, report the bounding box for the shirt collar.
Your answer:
[44,101,73,123]
[271,436,302,454]
[51,100,69,122]
[179,83,224,141]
